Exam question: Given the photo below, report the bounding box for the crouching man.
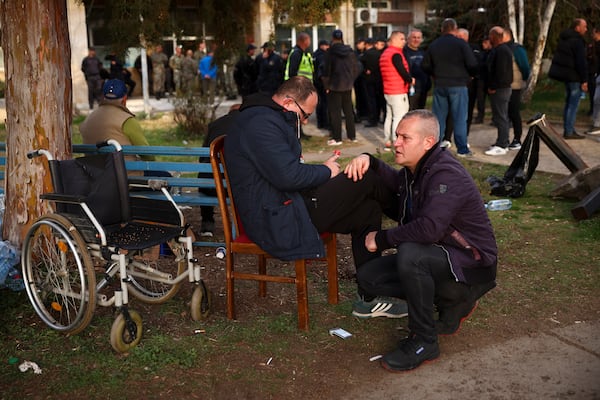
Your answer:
[344,109,497,372]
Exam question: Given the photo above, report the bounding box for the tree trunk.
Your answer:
[507,0,526,44]
[518,0,525,44]
[522,0,557,103]
[0,0,72,245]
[507,0,517,39]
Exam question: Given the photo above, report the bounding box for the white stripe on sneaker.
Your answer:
[370,303,391,313]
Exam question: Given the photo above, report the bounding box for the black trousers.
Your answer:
[304,170,396,268]
[408,89,428,111]
[357,242,459,341]
[364,80,379,124]
[328,90,356,141]
[507,89,523,142]
[316,84,329,129]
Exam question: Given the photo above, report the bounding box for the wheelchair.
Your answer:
[22,140,211,352]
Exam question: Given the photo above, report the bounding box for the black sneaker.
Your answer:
[564,132,585,140]
[508,140,521,150]
[380,333,440,372]
[200,221,215,237]
[436,300,478,336]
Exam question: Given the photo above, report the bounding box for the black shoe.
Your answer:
[436,300,478,335]
[508,139,522,150]
[200,221,215,237]
[564,132,585,140]
[364,122,378,127]
[381,333,440,372]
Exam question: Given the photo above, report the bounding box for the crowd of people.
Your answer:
[81,40,221,107]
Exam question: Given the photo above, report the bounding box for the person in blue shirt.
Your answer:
[199,46,218,103]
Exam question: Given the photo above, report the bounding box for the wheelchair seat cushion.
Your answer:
[106,222,182,250]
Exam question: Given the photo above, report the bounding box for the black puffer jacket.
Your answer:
[549,28,588,83]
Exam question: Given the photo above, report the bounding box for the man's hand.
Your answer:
[323,152,340,178]
[365,231,378,252]
[344,154,370,182]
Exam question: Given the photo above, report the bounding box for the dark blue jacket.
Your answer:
[371,146,497,284]
[421,33,478,87]
[255,52,284,95]
[224,93,331,260]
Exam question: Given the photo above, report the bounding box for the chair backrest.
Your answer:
[210,135,242,244]
[48,150,131,226]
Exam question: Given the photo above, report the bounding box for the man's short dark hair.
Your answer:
[441,18,457,34]
[571,18,585,30]
[275,76,316,102]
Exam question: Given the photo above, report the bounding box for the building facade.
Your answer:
[0,0,426,111]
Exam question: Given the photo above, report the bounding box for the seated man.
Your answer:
[225,76,395,274]
[344,109,497,372]
[80,79,153,162]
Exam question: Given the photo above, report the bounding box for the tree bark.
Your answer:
[518,0,525,44]
[523,0,556,103]
[507,0,517,40]
[0,0,72,245]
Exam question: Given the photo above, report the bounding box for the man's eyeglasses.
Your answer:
[287,96,311,121]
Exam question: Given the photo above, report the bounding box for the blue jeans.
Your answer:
[564,82,582,135]
[432,86,469,154]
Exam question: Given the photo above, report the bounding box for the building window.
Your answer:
[370,1,389,9]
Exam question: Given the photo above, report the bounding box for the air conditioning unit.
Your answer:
[356,8,378,24]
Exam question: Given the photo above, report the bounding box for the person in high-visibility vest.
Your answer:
[285,32,314,81]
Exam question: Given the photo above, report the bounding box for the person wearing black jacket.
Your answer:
[484,26,513,156]
[255,42,284,96]
[233,44,258,99]
[313,40,330,129]
[224,77,395,267]
[361,38,383,127]
[322,29,361,145]
[549,18,589,139]
[421,18,478,157]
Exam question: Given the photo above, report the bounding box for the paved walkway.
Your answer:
[300,113,600,176]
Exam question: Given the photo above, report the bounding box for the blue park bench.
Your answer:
[0,142,223,248]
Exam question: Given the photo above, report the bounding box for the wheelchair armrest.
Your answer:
[40,193,87,204]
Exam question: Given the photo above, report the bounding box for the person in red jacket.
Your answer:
[380,31,414,150]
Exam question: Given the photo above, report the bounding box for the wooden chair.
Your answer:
[209,135,338,330]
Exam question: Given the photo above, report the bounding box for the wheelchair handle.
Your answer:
[27,149,53,160]
[96,139,123,151]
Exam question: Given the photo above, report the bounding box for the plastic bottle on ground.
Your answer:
[485,199,512,211]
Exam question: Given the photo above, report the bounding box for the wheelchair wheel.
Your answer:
[110,310,142,353]
[22,214,96,335]
[190,280,211,321]
[126,239,186,304]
